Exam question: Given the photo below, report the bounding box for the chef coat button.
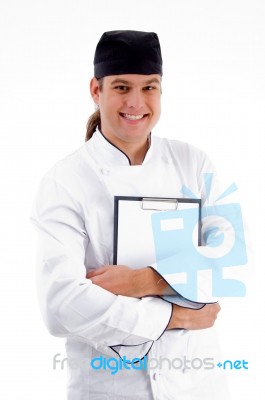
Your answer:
[153,372,157,381]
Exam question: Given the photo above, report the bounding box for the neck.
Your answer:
[122,139,150,165]
[100,129,151,165]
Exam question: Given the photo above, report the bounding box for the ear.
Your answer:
[90,77,100,104]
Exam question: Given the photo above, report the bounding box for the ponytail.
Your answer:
[85,109,101,141]
[85,77,104,142]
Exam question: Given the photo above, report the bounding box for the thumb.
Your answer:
[86,266,109,279]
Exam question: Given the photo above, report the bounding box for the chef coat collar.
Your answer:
[90,128,153,166]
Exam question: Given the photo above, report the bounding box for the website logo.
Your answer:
[151,173,248,301]
[53,354,249,374]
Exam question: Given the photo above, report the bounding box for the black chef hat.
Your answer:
[94,30,163,78]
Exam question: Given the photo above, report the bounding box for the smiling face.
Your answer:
[90,74,162,150]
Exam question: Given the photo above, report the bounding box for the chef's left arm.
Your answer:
[87,265,174,297]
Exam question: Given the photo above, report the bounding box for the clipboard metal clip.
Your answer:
[141,198,179,211]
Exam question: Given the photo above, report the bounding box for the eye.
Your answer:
[143,85,161,92]
[114,85,129,92]
[143,86,155,91]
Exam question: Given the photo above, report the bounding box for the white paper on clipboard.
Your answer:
[113,196,215,309]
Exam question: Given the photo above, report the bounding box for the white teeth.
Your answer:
[122,113,144,120]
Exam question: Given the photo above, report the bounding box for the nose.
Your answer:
[125,89,144,110]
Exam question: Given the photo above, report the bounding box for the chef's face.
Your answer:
[90,74,161,148]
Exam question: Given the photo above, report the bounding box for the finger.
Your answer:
[209,303,221,313]
[86,268,105,278]
[89,275,110,290]
[89,275,101,284]
[86,270,98,278]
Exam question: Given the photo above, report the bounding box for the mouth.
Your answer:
[119,113,148,121]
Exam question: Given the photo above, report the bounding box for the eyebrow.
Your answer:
[110,77,161,86]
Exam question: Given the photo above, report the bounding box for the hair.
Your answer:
[85,78,104,142]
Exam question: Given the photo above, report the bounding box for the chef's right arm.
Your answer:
[87,264,221,330]
[31,173,172,358]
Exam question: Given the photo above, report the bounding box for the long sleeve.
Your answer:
[30,172,172,358]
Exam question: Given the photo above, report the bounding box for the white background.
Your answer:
[0,0,264,398]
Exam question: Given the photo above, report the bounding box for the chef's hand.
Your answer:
[167,303,221,330]
[86,265,175,298]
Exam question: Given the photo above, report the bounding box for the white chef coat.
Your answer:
[31,129,230,399]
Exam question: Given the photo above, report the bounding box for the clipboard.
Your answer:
[113,196,212,309]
